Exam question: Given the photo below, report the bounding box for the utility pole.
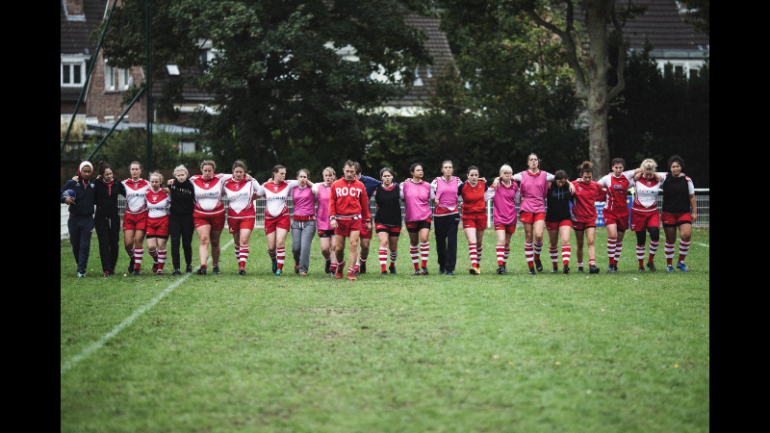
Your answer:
[146,0,153,173]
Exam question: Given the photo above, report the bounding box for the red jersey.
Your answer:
[328,178,372,221]
[597,170,635,214]
[571,180,604,223]
[459,181,488,215]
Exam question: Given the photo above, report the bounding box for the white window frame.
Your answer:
[118,68,131,90]
[104,59,116,91]
[61,55,87,87]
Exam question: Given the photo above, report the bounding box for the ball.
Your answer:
[63,189,76,198]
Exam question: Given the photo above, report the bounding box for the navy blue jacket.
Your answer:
[61,178,96,217]
[359,175,382,198]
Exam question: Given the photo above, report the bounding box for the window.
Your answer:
[105,61,116,91]
[104,115,115,123]
[118,68,131,90]
[61,60,86,87]
[414,66,423,86]
[180,142,196,154]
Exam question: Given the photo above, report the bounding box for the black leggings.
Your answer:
[94,213,121,273]
[169,214,194,269]
[635,226,660,245]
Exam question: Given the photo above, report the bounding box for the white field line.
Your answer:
[694,242,709,248]
[61,240,234,375]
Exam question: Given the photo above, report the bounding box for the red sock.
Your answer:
[549,247,558,267]
[614,242,623,265]
[636,244,645,267]
[525,242,534,268]
[665,242,675,266]
[239,246,249,268]
[158,249,166,270]
[533,240,543,261]
[379,248,387,272]
[496,245,505,266]
[276,247,285,271]
[678,240,690,264]
[649,240,659,262]
[607,237,617,265]
[420,242,429,269]
[410,245,419,270]
[469,245,478,267]
[134,248,143,269]
[561,245,571,267]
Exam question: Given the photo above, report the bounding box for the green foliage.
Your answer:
[87,129,211,171]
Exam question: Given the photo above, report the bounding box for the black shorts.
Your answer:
[375,225,402,237]
[318,229,335,238]
[146,234,169,240]
[406,220,432,233]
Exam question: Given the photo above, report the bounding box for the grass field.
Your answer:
[61,227,709,432]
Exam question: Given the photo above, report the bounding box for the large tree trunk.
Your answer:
[584,0,612,175]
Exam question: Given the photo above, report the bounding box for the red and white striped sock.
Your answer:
[649,240,659,262]
[525,242,534,268]
[276,247,285,271]
[577,261,584,268]
[134,248,143,269]
[678,240,690,264]
[148,248,158,265]
[496,245,505,266]
[561,245,571,266]
[665,242,675,265]
[533,240,543,261]
[125,247,134,261]
[477,245,482,263]
[549,247,558,267]
[636,244,646,267]
[348,266,356,275]
[589,259,596,267]
[614,242,623,265]
[239,246,249,268]
[410,245,420,270]
[420,242,429,268]
[469,245,478,267]
[268,249,277,263]
[234,245,240,261]
[503,247,510,266]
[157,249,166,270]
[379,248,388,272]
[390,250,398,265]
[607,237,617,265]
[330,260,338,273]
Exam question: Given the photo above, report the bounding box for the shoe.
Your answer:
[577,267,584,273]
[677,262,689,272]
[589,265,600,274]
[647,261,656,272]
[213,265,221,275]
[355,270,360,277]
[381,270,388,275]
[638,266,645,272]
[134,269,141,276]
[238,269,246,275]
[156,269,164,275]
[295,264,300,274]
[501,267,509,274]
[336,262,345,279]
[667,264,674,272]
[528,267,536,275]
[102,272,110,278]
[347,271,357,281]
[421,267,429,275]
[185,264,193,273]
[360,262,367,274]
[439,268,446,275]
[535,259,543,272]
[563,265,570,275]
[152,262,159,273]
[325,262,331,274]
[77,272,86,278]
[128,261,135,274]
[608,264,616,273]
[551,266,558,274]
[275,269,282,276]
[300,271,308,276]
[198,267,206,275]
[446,272,456,276]
[414,269,422,276]
[389,265,396,274]
[470,266,480,275]
[497,265,504,275]
[272,261,278,273]
[172,268,181,276]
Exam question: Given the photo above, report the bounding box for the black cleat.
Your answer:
[528,267,536,275]
[647,261,656,272]
[577,267,584,273]
[439,268,446,275]
[500,267,509,274]
[325,261,331,274]
[414,269,422,276]
[589,265,600,274]
[172,268,181,276]
[497,265,505,274]
[238,269,246,275]
[421,267,429,275]
[102,272,110,278]
[563,265,570,275]
[360,262,367,274]
[608,264,617,273]
[128,261,135,274]
[134,269,141,276]
[198,267,206,275]
[535,259,543,272]
[381,270,388,275]
[551,266,558,274]
[389,265,397,274]
[638,266,645,272]
[185,264,193,273]
[212,265,221,275]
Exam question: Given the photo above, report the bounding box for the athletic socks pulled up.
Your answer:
[379,248,388,272]
[614,241,623,265]
[561,245,571,266]
[665,242,675,266]
[607,237,617,265]
[636,244,646,267]
[410,245,420,270]
[533,240,543,261]
[134,248,143,269]
[239,246,250,267]
[549,247,558,265]
[420,242,429,269]
[496,245,505,266]
[524,242,534,268]
[157,249,166,270]
[469,245,478,267]
[678,240,690,263]
[649,240,659,262]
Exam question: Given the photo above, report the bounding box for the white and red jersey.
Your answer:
[122,178,151,214]
[632,177,662,213]
[191,174,226,215]
[597,170,635,214]
[262,180,299,219]
[329,178,371,221]
[224,178,262,219]
[146,188,171,219]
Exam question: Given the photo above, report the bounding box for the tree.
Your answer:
[96,0,432,177]
[681,0,709,36]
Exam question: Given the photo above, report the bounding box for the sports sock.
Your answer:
[477,245,482,263]
[148,248,158,266]
[379,248,388,272]
[589,259,596,267]
[390,250,398,266]
[134,248,143,269]
[158,249,166,270]
[276,247,285,271]
[678,240,690,264]
[125,247,135,261]
[549,247,558,266]
[504,247,510,266]
[607,237,617,265]
[268,249,277,263]
[614,241,623,266]
[561,245,571,266]
[637,244,646,267]
[240,246,249,268]
[420,242,429,268]
[665,242,675,266]
[578,261,584,268]
[649,240,659,262]
[469,245,478,267]
[234,245,240,261]
[533,240,543,261]
[496,245,505,266]
[410,245,419,270]
[525,242,534,268]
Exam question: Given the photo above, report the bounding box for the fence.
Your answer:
[60,189,710,239]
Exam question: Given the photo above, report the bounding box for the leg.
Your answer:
[606,224,618,266]
[559,226,572,268]
[133,230,146,272]
[496,229,507,268]
[109,215,121,273]
[409,231,420,271]
[378,231,390,273]
[210,229,222,266]
[419,228,430,271]
[546,229,559,270]
[615,230,625,267]
[445,216,459,272]
[196,225,211,266]
[574,229,584,268]
[299,221,315,273]
[533,220,545,271]
[275,228,289,272]
[523,222,534,270]
[156,238,168,271]
[586,227,597,268]
[389,235,399,272]
[664,226,677,267]
[677,224,692,267]
[334,235,346,264]
[169,217,181,270]
[239,229,252,270]
[124,228,136,270]
[648,226,660,269]
[94,216,111,273]
[433,216,448,271]
[359,236,370,272]
[182,216,194,268]
[347,231,360,276]
[68,218,81,271]
[464,227,478,270]
[77,217,94,275]
[291,221,302,271]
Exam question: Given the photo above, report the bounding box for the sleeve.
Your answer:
[595,182,606,201]
[371,186,377,199]
[360,175,382,197]
[399,182,405,200]
[286,180,299,192]
[483,182,489,191]
[597,174,611,188]
[622,170,636,181]
[219,173,232,181]
[429,178,438,200]
[686,176,695,194]
[656,172,668,181]
[60,180,76,202]
[457,182,466,197]
[311,184,318,196]
[545,171,555,182]
[328,185,337,218]
[252,179,265,197]
[360,188,372,221]
[512,172,522,182]
[484,187,496,201]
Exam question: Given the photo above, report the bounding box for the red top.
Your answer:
[571,180,605,223]
[460,181,487,215]
[328,178,372,221]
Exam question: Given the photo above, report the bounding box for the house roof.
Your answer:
[61,0,109,55]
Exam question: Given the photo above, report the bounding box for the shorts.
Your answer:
[123,211,148,231]
[193,211,226,231]
[264,214,290,235]
[146,216,169,238]
[661,212,692,227]
[375,224,402,237]
[318,229,335,238]
[462,213,487,231]
[406,218,432,233]
[360,225,373,240]
[572,221,596,231]
[493,223,516,235]
[520,211,545,224]
[603,210,629,231]
[631,211,660,231]
[545,220,573,231]
[334,218,362,237]
[228,217,256,234]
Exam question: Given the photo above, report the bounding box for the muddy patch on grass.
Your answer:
[305,307,361,316]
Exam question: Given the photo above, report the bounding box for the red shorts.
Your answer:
[123,211,148,231]
[264,214,290,235]
[360,225,373,239]
[194,211,226,231]
[334,218,362,237]
[462,213,487,231]
[318,229,335,238]
[406,218,432,233]
[375,224,402,237]
[603,210,629,231]
[146,216,169,237]
[545,220,573,231]
[494,224,516,235]
[572,220,596,231]
[520,211,545,224]
[631,211,660,231]
[661,212,692,227]
[228,217,255,234]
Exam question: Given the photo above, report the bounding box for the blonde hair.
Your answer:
[200,160,216,171]
[173,164,189,177]
[149,171,164,184]
[640,158,657,172]
[323,166,336,177]
[499,164,513,175]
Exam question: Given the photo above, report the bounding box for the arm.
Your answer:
[512,172,522,182]
[328,186,338,229]
[484,187,495,201]
[545,172,555,182]
[429,179,438,201]
[61,180,77,204]
[360,189,372,229]
[399,183,405,200]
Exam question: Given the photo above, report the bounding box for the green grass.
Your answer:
[61,227,709,432]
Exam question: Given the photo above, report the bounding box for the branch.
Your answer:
[525,2,588,98]
[608,2,627,100]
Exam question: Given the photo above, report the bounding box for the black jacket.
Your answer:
[169,179,196,216]
[61,178,96,217]
[94,179,126,217]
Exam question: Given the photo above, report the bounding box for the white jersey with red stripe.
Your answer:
[597,170,635,213]
[632,177,661,212]
[262,180,299,219]
[122,178,151,214]
[191,174,226,215]
[224,178,263,219]
[146,188,171,219]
